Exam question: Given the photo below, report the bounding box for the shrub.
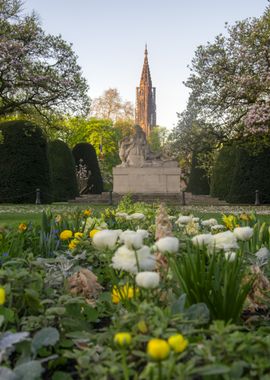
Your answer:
[72,143,103,194]
[186,151,209,195]
[48,140,79,201]
[0,120,51,203]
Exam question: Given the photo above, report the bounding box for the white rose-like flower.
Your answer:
[224,251,237,261]
[211,224,226,231]
[192,217,200,223]
[136,245,156,271]
[119,230,144,249]
[112,245,156,273]
[93,229,120,249]
[128,212,145,220]
[154,237,179,254]
[233,226,254,241]
[136,229,149,239]
[208,230,239,252]
[201,218,218,227]
[135,272,160,289]
[176,215,193,224]
[192,234,213,248]
[115,212,128,218]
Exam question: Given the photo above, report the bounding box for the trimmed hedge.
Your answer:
[186,151,210,195]
[72,143,103,194]
[0,120,51,203]
[48,140,79,202]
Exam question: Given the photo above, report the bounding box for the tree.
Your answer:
[148,126,168,153]
[0,0,89,120]
[185,6,270,142]
[90,88,134,121]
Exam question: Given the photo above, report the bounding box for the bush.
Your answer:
[0,120,51,203]
[48,140,79,201]
[210,145,237,200]
[186,151,209,195]
[72,143,103,194]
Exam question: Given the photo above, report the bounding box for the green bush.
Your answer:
[48,140,78,202]
[210,145,237,200]
[72,143,103,194]
[0,120,51,203]
[186,151,209,195]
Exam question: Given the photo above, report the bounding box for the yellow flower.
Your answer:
[114,332,132,347]
[74,232,83,239]
[137,320,148,334]
[111,285,138,304]
[83,209,91,217]
[55,214,62,223]
[18,223,27,232]
[168,334,188,353]
[89,229,100,239]
[59,230,73,240]
[68,239,79,250]
[222,214,237,231]
[240,213,249,221]
[147,338,170,361]
[0,287,5,305]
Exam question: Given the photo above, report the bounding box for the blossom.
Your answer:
[135,272,160,289]
[127,212,145,220]
[119,230,144,249]
[147,339,170,360]
[211,224,226,232]
[89,229,100,239]
[92,229,120,249]
[136,229,149,239]
[154,237,179,254]
[185,221,200,236]
[0,287,5,305]
[74,232,83,239]
[176,215,193,225]
[192,234,213,248]
[18,223,27,232]
[112,245,156,273]
[201,218,218,227]
[192,217,200,222]
[168,334,188,353]
[55,214,62,223]
[115,212,129,218]
[83,209,91,217]
[222,214,238,230]
[59,230,73,240]
[114,332,132,347]
[233,226,253,241]
[112,285,138,304]
[68,239,79,250]
[208,231,239,252]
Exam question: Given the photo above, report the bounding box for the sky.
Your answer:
[24,0,267,129]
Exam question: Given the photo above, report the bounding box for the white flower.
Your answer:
[128,212,145,220]
[154,237,179,254]
[201,218,218,227]
[208,231,239,252]
[135,272,160,289]
[136,229,149,239]
[119,230,144,249]
[169,215,177,220]
[192,217,200,222]
[224,251,237,261]
[176,215,193,224]
[115,212,128,218]
[233,226,254,241]
[255,247,270,265]
[211,224,226,231]
[192,234,213,248]
[92,229,120,249]
[112,245,156,273]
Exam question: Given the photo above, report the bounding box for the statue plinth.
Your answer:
[113,125,181,195]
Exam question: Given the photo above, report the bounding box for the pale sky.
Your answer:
[24,0,267,129]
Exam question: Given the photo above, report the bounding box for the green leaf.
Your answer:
[14,361,43,380]
[171,294,187,314]
[190,364,230,375]
[52,371,73,380]
[0,367,16,380]
[32,328,59,353]
[185,303,210,323]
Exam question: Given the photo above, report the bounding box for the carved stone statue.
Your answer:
[118,125,175,168]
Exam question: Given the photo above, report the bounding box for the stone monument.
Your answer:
[113,126,181,194]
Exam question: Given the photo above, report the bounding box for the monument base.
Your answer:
[113,166,181,194]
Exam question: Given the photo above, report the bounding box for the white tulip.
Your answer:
[119,230,144,249]
[233,226,254,241]
[135,272,160,289]
[208,231,239,252]
[192,234,213,248]
[176,215,193,224]
[201,218,218,227]
[92,229,120,249]
[154,236,179,254]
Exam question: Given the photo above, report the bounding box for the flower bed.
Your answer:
[0,198,270,379]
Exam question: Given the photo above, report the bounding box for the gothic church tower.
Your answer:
[135,46,156,136]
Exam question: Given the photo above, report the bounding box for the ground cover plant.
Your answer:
[0,197,270,379]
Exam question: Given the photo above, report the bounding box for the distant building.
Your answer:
[135,46,156,137]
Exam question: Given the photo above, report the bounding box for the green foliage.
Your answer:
[0,120,51,203]
[169,246,253,323]
[148,126,168,153]
[186,151,210,195]
[72,142,103,194]
[48,140,78,202]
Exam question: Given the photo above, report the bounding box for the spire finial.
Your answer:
[145,43,148,55]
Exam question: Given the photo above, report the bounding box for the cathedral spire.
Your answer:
[135,46,156,136]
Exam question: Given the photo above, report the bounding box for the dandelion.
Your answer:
[18,223,27,232]
[136,272,160,289]
[168,334,188,353]
[59,230,73,240]
[147,338,170,361]
[114,332,132,347]
[0,287,5,305]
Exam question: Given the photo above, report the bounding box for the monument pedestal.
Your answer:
[113,166,181,194]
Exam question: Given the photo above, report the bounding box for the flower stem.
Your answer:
[158,361,162,380]
[121,349,129,380]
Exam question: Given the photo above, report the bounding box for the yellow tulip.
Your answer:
[168,334,188,353]
[114,332,132,347]
[147,338,170,361]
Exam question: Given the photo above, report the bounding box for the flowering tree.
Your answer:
[0,0,89,119]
